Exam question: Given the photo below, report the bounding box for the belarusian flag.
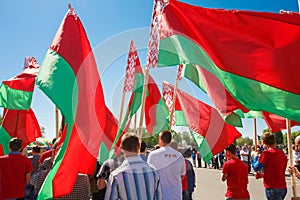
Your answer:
[97,106,119,164]
[182,64,248,127]
[0,56,39,110]
[36,7,106,198]
[123,39,138,92]
[155,0,300,121]
[145,75,169,135]
[0,108,42,155]
[262,112,299,133]
[101,40,144,163]
[163,81,241,163]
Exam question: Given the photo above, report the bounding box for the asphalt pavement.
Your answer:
[192,167,300,200]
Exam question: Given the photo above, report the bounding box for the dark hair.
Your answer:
[121,133,139,153]
[9,137,23,152]
[262,132,276,145]
[32,146,41,153]
[225,144,236,155]
[140,141,146,153]
[160,130,172,144]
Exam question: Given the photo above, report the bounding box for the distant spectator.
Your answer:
[29,146,41,175]
[140,140,148,161]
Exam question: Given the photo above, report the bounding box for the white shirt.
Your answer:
[148,146,186,200]
[240,149,249,162]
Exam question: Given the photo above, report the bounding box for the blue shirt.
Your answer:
[105,155,162,200]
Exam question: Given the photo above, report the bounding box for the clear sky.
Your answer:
[0,0,299,140]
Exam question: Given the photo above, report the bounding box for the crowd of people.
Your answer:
[1,131,300,200]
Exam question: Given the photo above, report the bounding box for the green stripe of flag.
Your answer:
[0,127,12,155]
[36,49,77,200]
[0,84,33,110]
[158,35,300,121]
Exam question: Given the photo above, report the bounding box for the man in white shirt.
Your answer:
[240,144,250,173]
[148,130,186,200]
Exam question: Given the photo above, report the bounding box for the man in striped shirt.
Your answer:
[104,133,162,200]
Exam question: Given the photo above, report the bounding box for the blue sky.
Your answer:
[0,0,299,140]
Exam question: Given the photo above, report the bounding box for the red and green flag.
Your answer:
[0,56,39,110]
[145,74,169,135]
[182,64,248,127]
[36,7,106,199]
[163,81,241,163]
[0,108,42,155]
[98,106,119,164]
[100,41,144,163]
[262,112,299,133]
[155,0,300,122]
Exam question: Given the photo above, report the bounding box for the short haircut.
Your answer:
[9,137,23,152]
[160,130,172,144]
[140,141,146,153]
[262,132,276,145]
[225,144,236,155]
[32,146,41,153]
[121,133,139,153]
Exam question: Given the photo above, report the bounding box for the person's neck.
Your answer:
[267,144,276,149]
[124,152,139,158]
[227,155,236,160]
[160,143,169,147]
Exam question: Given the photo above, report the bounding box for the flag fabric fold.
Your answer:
[162,81,241,163]
[182,64,248,127]
[0,56,39,110]
[36,7,106,199]
[0,108,42,155]
[262,112,299,133]
[145,75,169,135]
[156,0,300,122]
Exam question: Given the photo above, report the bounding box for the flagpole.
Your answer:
[133,114,137,134]
[118,90,126,128]
[138,68,149,140]
[169,75,179,130]
[287,118,298,197]
[254,118,258,150]
[55,107,59,139]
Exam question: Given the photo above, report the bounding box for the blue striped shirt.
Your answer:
[104,156,162,200]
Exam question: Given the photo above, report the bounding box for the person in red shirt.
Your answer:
[222,144,250,200]
[0,137,33,199]
[252,132,287,200]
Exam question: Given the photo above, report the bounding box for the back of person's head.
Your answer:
[160,130,172,144]
[170,140,178,150]
[140,141,147,153]
[121,133,139,153]
[225,144,236,155]
[32,146,41,154]
[262,132,276,145]
[9,137,23,152]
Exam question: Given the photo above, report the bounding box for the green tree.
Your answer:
[40,127,46,138]
[274,131,283,145]
[236,136,253,146]
[181,131,192,145]
[283,131,300,144]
